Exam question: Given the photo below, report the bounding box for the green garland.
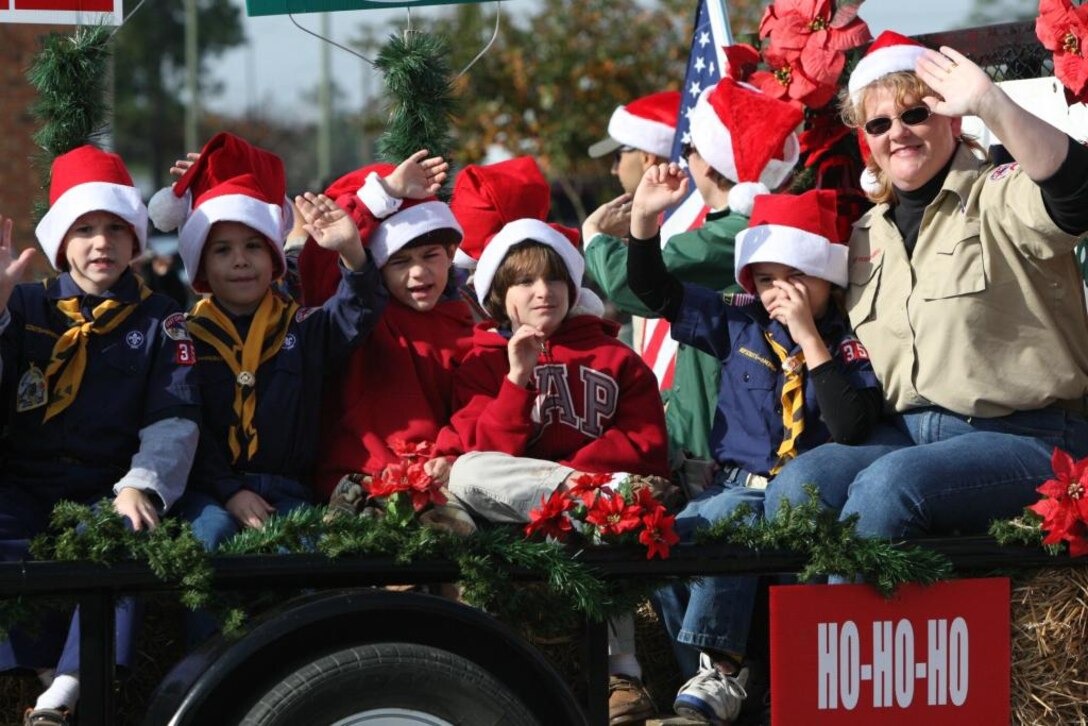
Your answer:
[696,486,954,595]
[374,31,457,199]
[26,24,114,222]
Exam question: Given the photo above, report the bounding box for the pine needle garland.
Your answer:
[26,24,114,222]
[374,32,457,199]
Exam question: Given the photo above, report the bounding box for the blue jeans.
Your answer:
[765,407,1088,539]
[174,474,312,647]
[655,468,766,674]
[176,473,313,552]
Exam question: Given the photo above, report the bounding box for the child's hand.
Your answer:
[382,149,449,200]
[114,487,161,532]
[507,323,546,388]
[226,489,276,529]
[295,192,367,270]
[631,163,689,239]
[169,152,201,179]
[423,456,452,484]
[0,216,36,314]
[765,280,822,352]
[582,194,632,241]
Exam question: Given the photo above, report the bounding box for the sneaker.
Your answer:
[673,653,748,725]
[324,474,367,522]
[609,673,656,725]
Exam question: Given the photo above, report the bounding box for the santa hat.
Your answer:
[35,145,148,270]
[847,31,927,100]
[688,79,803,216]
[588,91,682,159]
[473,218,584,308]
[450,156,552,269]
[148,132,289,293]
[322,164,462,269]
[734,189,846,293]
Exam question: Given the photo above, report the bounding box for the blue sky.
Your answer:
[203,0,990,121]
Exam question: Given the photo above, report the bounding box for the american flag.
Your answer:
[639,0,734,390]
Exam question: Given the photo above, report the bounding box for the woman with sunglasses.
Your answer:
[763,30,1088,545]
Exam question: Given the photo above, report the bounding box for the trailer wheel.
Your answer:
[239,641,543,726]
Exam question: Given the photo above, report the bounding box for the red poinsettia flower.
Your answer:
[757,0,871,109]
[751,46,840,110]
[390,438,435,461]
[567,472,613,507]
[1036,0,1088,104]
[586,491,643,537]
[525,490,574,541]
[1028,447,1088,556]
[367,463,408,499]
[799,108,852,167]
[639,507,680,560]
[405,462,447,511]
[632,486,661,515]
[723,43,762,82]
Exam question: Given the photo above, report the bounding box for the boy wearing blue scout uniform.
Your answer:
[628,177,882,724]
[148,133,386,563]
[0,146,201,726]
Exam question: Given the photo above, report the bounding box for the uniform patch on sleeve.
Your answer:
[990,162,1019,181]
[721,292,757,307]
[295,307,320,323]
[162,312,191,341]
[837,335,870,363]
[175,340,197,366]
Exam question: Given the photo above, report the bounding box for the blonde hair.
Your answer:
[839,71,987,205]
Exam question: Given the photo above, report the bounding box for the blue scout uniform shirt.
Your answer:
[189,258,387,502]
[0,270,200,501]
[671,284,879,477]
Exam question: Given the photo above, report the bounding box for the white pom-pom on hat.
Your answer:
[727,181,769,217]
[148,186,191,232]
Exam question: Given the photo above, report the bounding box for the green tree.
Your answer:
[111,0,246,189]
[357,0,764,216]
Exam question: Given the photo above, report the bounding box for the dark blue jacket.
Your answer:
[189,259,387,502]
[672,285,879,476]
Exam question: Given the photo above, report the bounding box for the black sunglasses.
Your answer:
[863,106,931,136]
[612,145,637,164]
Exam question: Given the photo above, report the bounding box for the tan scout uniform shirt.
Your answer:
[846,144,1088,418]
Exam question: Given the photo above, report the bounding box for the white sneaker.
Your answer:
[673,653,748,725]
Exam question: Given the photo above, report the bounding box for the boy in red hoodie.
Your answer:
[298,151,473,499]
[444,218,669,723]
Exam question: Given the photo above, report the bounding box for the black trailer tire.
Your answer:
[239,641,543,726]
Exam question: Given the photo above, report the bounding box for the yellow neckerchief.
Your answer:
[187,290,299,464]
[764,331,806,475]
[43,278,152,422]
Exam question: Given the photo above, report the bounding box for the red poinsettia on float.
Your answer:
[364,439,448,512]
[1036,0,1088,105]
[1028,447,1088,556]
[525,473,680,560]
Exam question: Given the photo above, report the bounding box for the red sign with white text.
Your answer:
[0,0,119,25]
[771,578,1009,725]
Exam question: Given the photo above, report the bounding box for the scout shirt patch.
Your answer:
[175,341,196,366]
[163,312,191,341]
[722,292,757,307]
[295,307,319,323]
[990,162,1018,181]
[282,333,297,350]
[16,363,47,412]
[837,335,870,363]
[737,347,777,372]
[125,330,145,349]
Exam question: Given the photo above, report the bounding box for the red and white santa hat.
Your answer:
[321,163,462,269]
[588,91,682,159]
[148,132,290,292]
[735,189,846,293]
[35,145,148,270]
[473,218,584,308]
[847,30,927,100]
[450,156,552,269]
[689,79,804,216]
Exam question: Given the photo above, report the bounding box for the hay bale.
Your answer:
[1011,569,1088,725]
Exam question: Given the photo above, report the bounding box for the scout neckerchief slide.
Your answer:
[41,279,152,422]
[187,290,299,464]
[764,331,805,475]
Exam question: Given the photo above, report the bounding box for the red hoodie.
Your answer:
[447,315,669,477]
[313,297,474,499]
